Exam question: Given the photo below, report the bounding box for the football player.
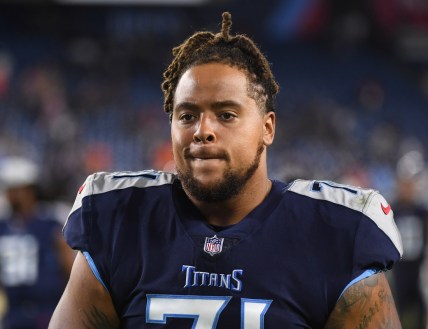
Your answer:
[0,157,75,329]
[49,12,403,329]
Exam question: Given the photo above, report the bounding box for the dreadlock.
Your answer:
[161,12,279,117]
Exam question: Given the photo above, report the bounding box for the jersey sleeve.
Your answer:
[353,191,403,274]
[63,170,175,252]
[63,172,121,292]
[289,180,403,277]
[63,173,96,252]
[63,170,176,293]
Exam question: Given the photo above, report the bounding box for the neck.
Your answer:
[186,174,272,227]
[12,206,36,222]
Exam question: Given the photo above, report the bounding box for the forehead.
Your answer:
[174,63,249,103]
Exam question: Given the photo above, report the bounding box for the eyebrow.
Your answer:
[174,100,242,112]
[174,101,200,112]
[211,100,241,110]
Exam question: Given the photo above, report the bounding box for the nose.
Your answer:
[193,115,216,143]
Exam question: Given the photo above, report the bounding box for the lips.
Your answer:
[192,154,222,160]
[184,148,229,161]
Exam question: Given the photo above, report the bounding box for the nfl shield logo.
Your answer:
[204,235,224,256]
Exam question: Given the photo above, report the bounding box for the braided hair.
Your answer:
[161,12,279,117]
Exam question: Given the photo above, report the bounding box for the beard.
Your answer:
[177,141,265,203]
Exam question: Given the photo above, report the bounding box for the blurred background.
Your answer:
[0,0,427,201]
[0,0,427,328]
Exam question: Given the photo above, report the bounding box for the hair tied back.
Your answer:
[221,12,232,41]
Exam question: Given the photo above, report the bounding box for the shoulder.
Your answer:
[69,170,177,215]
[288,179,375,212]
[287,179,403,256]
[82,170,176,195]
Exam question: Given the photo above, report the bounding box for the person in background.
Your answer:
[392,177,428,329]
[0,156,75,329]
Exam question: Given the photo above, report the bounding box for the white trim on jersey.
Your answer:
[288,179,403,257]
[67,170,176,222]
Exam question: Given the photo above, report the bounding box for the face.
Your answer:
[6,185,36,213]
[171,63,275,202]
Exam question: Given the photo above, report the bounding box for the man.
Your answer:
[49,12,403,328]
[0,156,75,329]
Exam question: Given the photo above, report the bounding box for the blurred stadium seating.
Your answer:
[0,0,427,204]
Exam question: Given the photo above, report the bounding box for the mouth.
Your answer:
[191,158,224,164]
[190,156,226,165]
[185,148,229,162]
[191,155,223,160]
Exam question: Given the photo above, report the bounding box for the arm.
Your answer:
[324,272,402,329]
[49,251,120,329]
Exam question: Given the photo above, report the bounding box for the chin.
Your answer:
[192,171,225,186]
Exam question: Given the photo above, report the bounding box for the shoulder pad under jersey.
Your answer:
[288,179,403,257]
[68,170,176,216]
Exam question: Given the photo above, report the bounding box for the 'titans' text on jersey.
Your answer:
[64,170,402,328]
[182,265,243,291]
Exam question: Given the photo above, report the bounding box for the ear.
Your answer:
[263,111,275,146]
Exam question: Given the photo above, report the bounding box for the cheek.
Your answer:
[170,137,181,160]
[237,124,263,146]
[171,125,182,146]
[234,129,263,157]
[171,127,188,162]
[229,134,261,162]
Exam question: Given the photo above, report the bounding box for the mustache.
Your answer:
[184,148,230,161]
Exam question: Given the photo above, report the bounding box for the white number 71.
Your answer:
[146,295,272,329]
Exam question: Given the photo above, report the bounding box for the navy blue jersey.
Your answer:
[64,170,402,328]
[0,214,67,329]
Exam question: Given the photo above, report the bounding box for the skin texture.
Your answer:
[325,272,402,329]
[171,63,275,226]
[48,252,120,329]
[48,63,402,328]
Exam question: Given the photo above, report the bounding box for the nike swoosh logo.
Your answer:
[381,203,391,215]
[78,183,86,194]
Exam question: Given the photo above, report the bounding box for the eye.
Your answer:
[219,112,236,121]
[179,113,196,122]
